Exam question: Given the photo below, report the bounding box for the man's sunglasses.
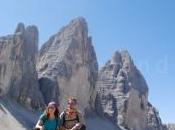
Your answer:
[68,102,75,105]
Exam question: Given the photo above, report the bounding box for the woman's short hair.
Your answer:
[68,97,77,104]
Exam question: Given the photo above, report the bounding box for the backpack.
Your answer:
[62,110,79,126]
[61,110,86,130]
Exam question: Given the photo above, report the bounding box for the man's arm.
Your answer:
[77,111,85,125]
[69,110,86,130]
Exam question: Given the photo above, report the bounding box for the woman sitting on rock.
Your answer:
[35,101,62,130]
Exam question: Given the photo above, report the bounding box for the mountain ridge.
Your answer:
[0,17,174,130]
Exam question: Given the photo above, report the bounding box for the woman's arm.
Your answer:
[35,120,43,130]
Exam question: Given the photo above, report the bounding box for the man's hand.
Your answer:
[75,123,81,128]
[69,123,81,130]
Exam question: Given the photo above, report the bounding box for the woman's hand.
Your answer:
[35,120,44,130]
[34,127,43,130]
[35,126,43,130]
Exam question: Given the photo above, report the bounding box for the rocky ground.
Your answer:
[0,98,38,130]
[0,97,120,130]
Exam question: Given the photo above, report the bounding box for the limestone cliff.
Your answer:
[37,17,98,114]
[0,23,44,109]
[0,17,172,130]
[95,51,166,130]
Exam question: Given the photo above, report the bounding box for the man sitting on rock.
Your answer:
[59,98,86,130]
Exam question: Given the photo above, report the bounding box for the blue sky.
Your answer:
[0,0,175,123]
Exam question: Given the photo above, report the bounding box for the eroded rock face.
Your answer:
[165,124,175,130]
[0,18,171,130]
[95,50,166,130]
[147,102,166,130]
[37,17,98,114]
[0,23,44,109]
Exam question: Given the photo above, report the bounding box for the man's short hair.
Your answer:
[68,97,77,104]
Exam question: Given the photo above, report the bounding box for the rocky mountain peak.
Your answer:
[15,23,25,33]
[0,18,173,130]
[95,50,150,130]
[54,17,88,42]
[37,17,98,114]
[70,17,87,27]
[25,25,38,39]
[69,17,88,32]
[39,17,89,61]
[109,50,133,68]
[110,51,122,64]
[0,23,44,109]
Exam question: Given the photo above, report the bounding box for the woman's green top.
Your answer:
[40,114,62,130]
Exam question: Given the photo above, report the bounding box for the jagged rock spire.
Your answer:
[0,23,44,109]
[37,17,98,114]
